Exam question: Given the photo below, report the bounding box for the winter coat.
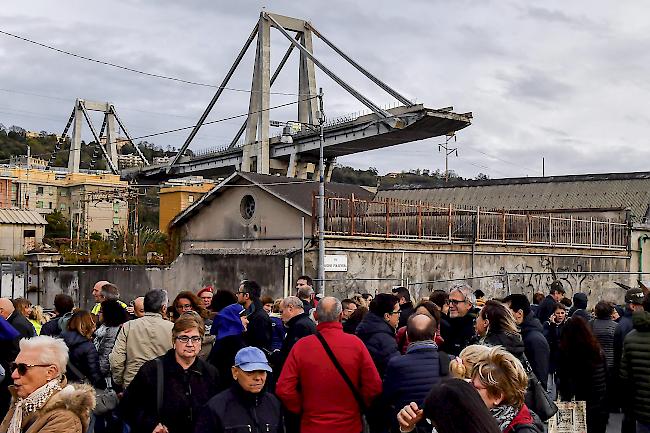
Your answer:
[270,315,286,351]
[355,311,399,376]
[275,312,316,374]
[276,321,382,433]
[193,384,282,433]
[61,331,105,389]
[383,342,448,421]
[559,348,608,433]
[7,311,36,339]
[568,293,590,321]
[0,380,94,433]
[397,302,414,329]
[613,309,634,375]
[484,331,527,364]
[620,311,650,424]
[40,315,63,337]
[93,324,120,377]
[520,313,550,387]
[244,299,273,351]
[208,334,245,390]
[543,320,566,374]
[108,312,174,388]
[120,349,220,433]
[591,318,616,369]
[439,313,475,356]
[505,404,544,433]
[536,295,557,323]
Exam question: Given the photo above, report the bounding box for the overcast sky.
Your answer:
[1,1,648,179]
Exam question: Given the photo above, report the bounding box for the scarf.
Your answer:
[8,378,61,433]
[490,404,518,432]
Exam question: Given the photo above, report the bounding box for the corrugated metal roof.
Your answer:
[0,209,48,225]
[377,176,650,221]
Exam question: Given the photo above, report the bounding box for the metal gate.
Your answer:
[0,261,27,299]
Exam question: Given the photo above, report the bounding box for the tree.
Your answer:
[45,210,70,239]
[475,173,490,180]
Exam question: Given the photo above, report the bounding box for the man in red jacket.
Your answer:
[276,296,382,433]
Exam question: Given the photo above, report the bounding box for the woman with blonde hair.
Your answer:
[449,344,491,379]
[28,305,48,336]
[470,347,542,433]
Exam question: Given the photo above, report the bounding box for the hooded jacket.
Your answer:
[208,304,246,389]
[0,380,95,433]
[520,313,550,387]
[568,293,589,320]
[620,311,650,424]
[61,331,104,389]
[355,311,399,376]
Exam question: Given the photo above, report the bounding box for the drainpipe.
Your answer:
[639,234,650,280]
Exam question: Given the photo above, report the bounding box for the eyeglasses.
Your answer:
[236,291,248,295]
[449,299,466,305]
[175,336,202,344]
[176,304,193,311]
[10,362,52,376]
[389,310,401,315]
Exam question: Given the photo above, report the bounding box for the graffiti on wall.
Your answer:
[504,257,599,297]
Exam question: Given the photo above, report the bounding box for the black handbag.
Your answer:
[66,361,118,416]
[524,374,558,421]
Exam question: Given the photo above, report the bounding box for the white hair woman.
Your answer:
[0,335,95,433]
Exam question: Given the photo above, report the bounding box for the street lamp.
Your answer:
[273,89,326,295]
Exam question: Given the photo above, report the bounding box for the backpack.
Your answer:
[58,312,74,332]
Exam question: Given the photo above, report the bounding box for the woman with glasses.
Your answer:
[0,335,95,433]
[120,313,221,433]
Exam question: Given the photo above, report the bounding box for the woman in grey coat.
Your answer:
[94,299,130,377]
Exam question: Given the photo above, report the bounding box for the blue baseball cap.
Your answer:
[234,347,272,372]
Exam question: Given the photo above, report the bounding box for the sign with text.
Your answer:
[324,254,348,272]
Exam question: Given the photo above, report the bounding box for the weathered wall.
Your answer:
[35,253,288,310]
[179,183,309,251]
[0,224,45,256]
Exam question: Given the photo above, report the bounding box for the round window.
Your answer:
[240,195,256,220]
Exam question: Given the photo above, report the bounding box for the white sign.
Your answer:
[324,254,348,272]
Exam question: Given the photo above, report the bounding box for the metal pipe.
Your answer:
[318,88,326,295]
[169,23,259,170]
[639,234,649,280]
[301,216,305,275]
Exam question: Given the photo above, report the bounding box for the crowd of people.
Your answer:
[0,276,648,433]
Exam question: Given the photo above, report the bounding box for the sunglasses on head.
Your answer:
[10,362,52,376]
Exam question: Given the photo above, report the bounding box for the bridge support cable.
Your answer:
[78,102,119,174]
[265,13,392,121]
[47,107,76,168]
[228,32,302,150]
[89,116,108,169]
[167,23,260,172]
[111,106,150,165]
[307,22,414,107]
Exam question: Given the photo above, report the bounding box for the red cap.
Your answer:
[197,286,213,297]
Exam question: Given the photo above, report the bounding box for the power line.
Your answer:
[0,29,312,97]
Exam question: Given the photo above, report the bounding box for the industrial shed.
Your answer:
[0,209,47,257]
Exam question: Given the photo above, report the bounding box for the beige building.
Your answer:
[0,209,47,256]
[158,177,216,234]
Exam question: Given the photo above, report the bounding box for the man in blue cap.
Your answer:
[194,347,282,433]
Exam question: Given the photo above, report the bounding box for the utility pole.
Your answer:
[317,88,326,296]
[25,145,30,209]
[438,133,457,182]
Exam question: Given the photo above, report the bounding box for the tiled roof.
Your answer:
[0,209,48,225]
[378,172,650,221]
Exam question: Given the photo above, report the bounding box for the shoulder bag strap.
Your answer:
[66,361,88,384]
[315,332,367,412]
[155,357,164,419]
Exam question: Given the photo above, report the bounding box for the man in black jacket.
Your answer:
[277,296,316,371]
[237,280,273,351]
[40,293,75,337]
[536,281,565,322]
[440,284,476,356]
[194,347,282,433]
[504,294,550,388]
[392,286,414,329]
[356,293,400,377]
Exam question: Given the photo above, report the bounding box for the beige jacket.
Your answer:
[108,312,173,388]
[0,381,95,433]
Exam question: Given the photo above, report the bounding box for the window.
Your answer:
[240,195,255,220]
[59,190,67,196]
[37,186,44,195]
[36,201,43,208]
[48,202,52,209]
[24,230,35,238]
[60,204,66,210]
[188,195,194,203]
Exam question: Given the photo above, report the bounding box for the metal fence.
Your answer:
[0,261,27,298]
[319,196,629,250]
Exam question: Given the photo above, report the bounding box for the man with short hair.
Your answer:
[276,297,382,433]
[503,293,550,388]
[275,296,316,373]
[109,288,174,388]
[536,281,566,322]
[355,293,400,376]
[383,314,448,432]
[237,280,272,351]
[195,347,282,433]
[392,287,414,328]
[40,293,75,337]
[440,284,476,356]
[296,275,315,314]
[615,288,645,433]
[90,281,127,316]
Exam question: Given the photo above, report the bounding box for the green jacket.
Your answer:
[620,311,650,423]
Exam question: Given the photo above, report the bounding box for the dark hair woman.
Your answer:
[210,289,238,314]
[120,313,221,433]
[94,299,130,377]
[62,310,105,388]
[397,378,501,433]
[558,317,608,433]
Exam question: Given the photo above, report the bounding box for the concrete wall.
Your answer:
[178,184,309,251]
[35,252,288,310]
